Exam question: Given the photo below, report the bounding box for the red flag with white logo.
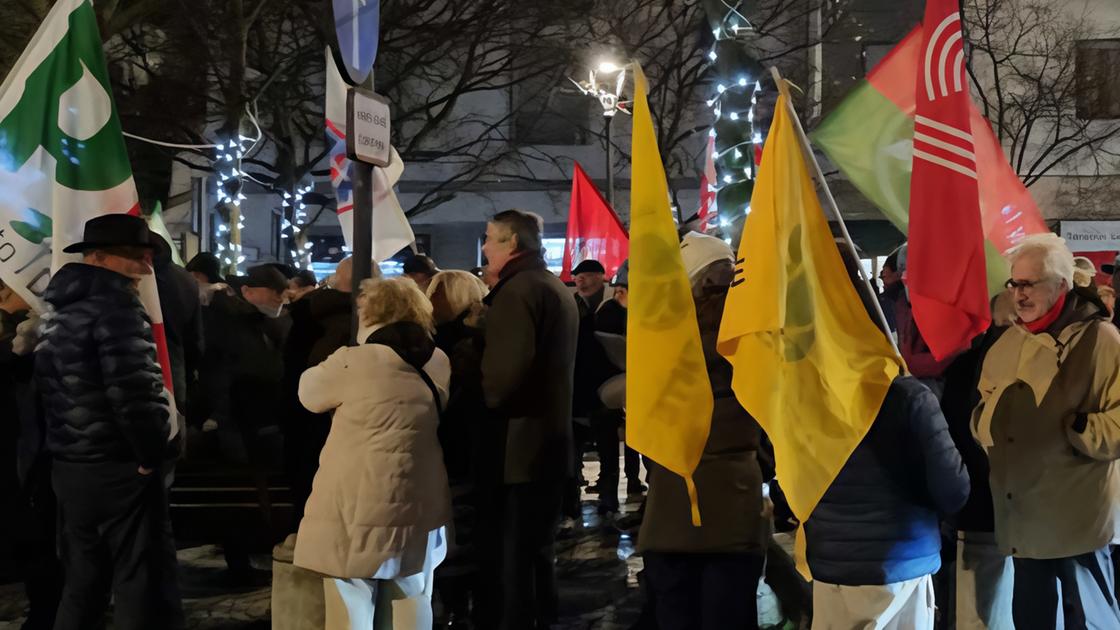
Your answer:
[560,162,629,282]
[907,0,991,360]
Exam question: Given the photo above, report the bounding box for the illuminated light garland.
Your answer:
[702,2,763,236]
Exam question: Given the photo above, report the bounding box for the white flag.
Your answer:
[325,51,414,261]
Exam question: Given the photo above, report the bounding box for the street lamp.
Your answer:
[571,59,630,211]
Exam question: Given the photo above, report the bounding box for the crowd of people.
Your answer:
[3,209,1120,630]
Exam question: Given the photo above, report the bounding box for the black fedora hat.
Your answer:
[63,214,163,254]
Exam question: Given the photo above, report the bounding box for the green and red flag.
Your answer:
[0,0,177,433]
[907,0,990,360]
[812,25,1048,316]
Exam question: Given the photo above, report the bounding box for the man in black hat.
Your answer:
[35,214,183,629]
[206,263,292,578]
[566,259,614,517]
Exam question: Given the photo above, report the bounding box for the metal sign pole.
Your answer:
[350,158,374,345]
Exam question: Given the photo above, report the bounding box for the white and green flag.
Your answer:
[0,0,139,309]
[1,0,178,437]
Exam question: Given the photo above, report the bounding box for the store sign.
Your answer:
[346,88,390,167]
[1060,221,1120,252]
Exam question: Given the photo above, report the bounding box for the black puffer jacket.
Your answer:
[35,264,170,468]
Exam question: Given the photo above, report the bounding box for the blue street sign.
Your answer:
[332,0,379,85]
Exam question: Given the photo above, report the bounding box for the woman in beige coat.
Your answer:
[295,277,452,629]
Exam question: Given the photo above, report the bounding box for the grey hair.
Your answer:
[1006,234,1075,287]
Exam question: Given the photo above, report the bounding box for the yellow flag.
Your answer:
[626,64,713,527]
[717,91,901,524]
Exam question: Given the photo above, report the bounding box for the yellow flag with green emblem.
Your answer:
[717,90,902,523]
[625,64,712,527]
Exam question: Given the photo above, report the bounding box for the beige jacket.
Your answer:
[294,341,452,579]
[972,292,1120,559]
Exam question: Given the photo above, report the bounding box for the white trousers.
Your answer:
[323,528,445,630]
[956,532,1014,630]
[812,574,935,630]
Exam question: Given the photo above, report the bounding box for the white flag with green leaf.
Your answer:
[1,0,178,440]
[0,0,139,310]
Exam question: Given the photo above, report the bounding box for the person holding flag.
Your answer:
[626,61,766,629]
[35,214,182,629]
[718,65,966,627]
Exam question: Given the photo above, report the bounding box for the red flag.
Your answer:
[907,1,992,360]
[697,135,717,229]
[560,162,629,281]
[863,27,1048,253]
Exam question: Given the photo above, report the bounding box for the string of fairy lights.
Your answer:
[281,183,316,270]
[206,118,316,273]
[703,0,764,233]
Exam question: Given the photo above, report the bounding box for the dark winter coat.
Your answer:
[481,253,579,484]
[805,376,969,586]
[638,287,766,555]
[1,309,41,485]
[434,311,487,483]
[573,287,610,418]
[941,326,1007,533]
[208,291,291,383]
[35,264,171,469]
[282,288,351,425]
[155,261,202,410]
[594,298,626,336]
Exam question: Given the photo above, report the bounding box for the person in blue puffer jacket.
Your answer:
[805,245,970,630]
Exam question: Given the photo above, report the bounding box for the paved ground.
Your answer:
[0,458,645,630]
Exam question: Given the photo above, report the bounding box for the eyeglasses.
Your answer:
[1004,278,1050,292]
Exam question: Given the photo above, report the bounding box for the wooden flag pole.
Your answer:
[768,66,904,361]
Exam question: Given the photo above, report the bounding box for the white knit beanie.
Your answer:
[679,231,734,280]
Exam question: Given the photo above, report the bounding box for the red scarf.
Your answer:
[1023,291,1067,335]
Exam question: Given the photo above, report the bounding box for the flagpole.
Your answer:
[768,67,903,361]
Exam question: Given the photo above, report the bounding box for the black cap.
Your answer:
[243,264,288,293]
[264,262,296,279]
[186,252,223,283]
[403,255,438,276]
[63,214,163,254]
[572,259,606,275]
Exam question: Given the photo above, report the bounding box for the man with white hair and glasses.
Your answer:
[972,233,1120,627]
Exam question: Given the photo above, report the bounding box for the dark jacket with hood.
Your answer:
[34,264,171,469]
[805,376,969,586]
[481,252,579,484]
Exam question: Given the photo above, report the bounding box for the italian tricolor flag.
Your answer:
[812,26,1049,291]
[0,0,178,436]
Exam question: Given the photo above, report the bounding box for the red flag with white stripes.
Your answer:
[907,0,991,360]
